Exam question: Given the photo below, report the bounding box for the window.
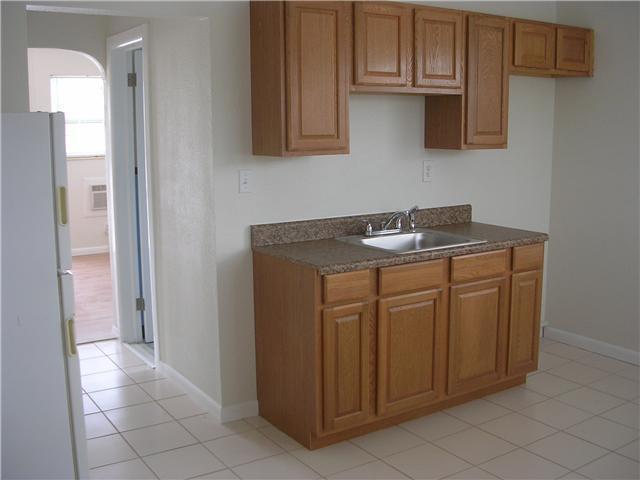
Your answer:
[50,76,105,157]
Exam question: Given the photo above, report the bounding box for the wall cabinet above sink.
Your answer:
[352,3,464,94]
[250,1,594,156]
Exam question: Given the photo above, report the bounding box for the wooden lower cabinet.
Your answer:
[322,302,371,432]
[377,289,447,416]
[253,244,545,448]
[448,277,509,395]
[508,270,542,376]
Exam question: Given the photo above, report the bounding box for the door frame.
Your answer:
[106,25,159,365]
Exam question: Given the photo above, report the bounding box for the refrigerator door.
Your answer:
[50,112,89,478]
[1,113,78,478]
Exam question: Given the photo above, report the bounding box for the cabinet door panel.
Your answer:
[556,26,592,72]
[513,21,555,70]
[322,302,370,432]
[448,277,509,395]
[466,15,509,146]
[378,290,446,415]
[286,2,350,153]
[415,8,463,88]
[354,2,411,87]
[508,270,542,376]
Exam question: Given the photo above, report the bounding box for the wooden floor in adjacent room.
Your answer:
[73,253,116,344]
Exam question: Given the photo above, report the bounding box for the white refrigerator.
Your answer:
[2,112,87,478]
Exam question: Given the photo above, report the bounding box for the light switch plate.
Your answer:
[423,160,433,183]
[239,170,252,193]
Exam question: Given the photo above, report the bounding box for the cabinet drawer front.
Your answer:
[513,244,544,272]
[451,249,508,282]
[379,259,446,296]
[324,270,371,304]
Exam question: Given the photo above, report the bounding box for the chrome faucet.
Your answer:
[362,206,419,236]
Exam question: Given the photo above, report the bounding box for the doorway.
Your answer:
[107,25,158,361]
[28,48,117,344]
[27,38,158,357]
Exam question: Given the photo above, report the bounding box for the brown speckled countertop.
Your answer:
[253,222,548,275]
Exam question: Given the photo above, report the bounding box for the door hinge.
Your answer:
[128,73,137,87]
[136,297,145,312]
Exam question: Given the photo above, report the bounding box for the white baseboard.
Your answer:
[544,327,640,365]
[156,361,259,422]
[220,401,259,423]
[72,245,109,256]
[158,361,222,419]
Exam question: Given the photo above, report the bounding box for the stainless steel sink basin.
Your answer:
[336,228,487,255]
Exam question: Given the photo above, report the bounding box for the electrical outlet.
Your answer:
[423,160,433,183]
[239,170,252,193]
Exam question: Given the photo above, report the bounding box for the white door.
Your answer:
[1,112,86,479]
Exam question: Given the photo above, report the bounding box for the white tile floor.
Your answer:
[82,338,640,479]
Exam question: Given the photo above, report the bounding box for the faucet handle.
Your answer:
[360,219,373,236]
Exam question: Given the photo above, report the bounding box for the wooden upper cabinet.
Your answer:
[508,270,542,376]
[448,276,509,395]
[354,2,411,87]
[250,1,350,156]
[512,20,555,71]
[466,14,510,147]
[286,2,350,154]
[557,26,593,73]
[414,8,463,89]
[377,289,446,416]
[322,302,371,432]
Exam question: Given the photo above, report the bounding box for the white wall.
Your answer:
[546,2,640,353]
[146,16,221,403]
[23,9,222,403]
[27,48,108,254]
[1,2,29,112]
[27,11,108,68]
[209,1,558,406]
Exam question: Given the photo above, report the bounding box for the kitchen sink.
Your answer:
[336,228,487,255]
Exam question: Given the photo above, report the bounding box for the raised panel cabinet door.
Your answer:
[556,26,592,72]
[414,8,463,88]
[448,277,509,395]
[466,15,509,147]
[286,2,350,153]
[512,21,555,70]
[322,302,370,432]
[354,2,412,87]
[508,270,542,376]
[377,289,446,416]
